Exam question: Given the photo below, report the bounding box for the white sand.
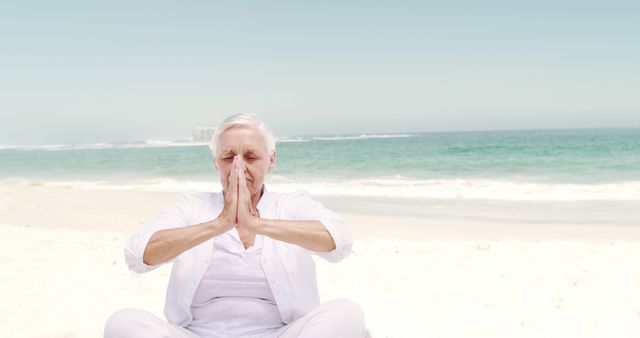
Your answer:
[1,184,639,338]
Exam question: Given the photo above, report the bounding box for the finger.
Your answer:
[226,155,238,189]
[238,166,260,219]
[238,158,250,187]
[227,167,239,223]
[238,165,247,199]
[227,166,239,200]
[232,154,239,169]
[236,155,244,168]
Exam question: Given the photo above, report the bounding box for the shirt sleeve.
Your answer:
[124,194,194,273]
[288,189,354,263]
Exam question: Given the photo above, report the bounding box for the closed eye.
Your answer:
[244,152,260,161]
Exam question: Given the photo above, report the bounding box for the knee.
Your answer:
[104,308,146,338]
[327,299,365,321]
[324,299,366,335]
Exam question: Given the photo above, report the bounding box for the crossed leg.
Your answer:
[266,299,367,338]
[104,299,367,338]
[104,308,199,338]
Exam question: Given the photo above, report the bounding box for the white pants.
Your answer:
[104,299,368,338]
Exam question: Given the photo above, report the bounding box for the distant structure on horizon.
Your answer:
[192,127,215,142]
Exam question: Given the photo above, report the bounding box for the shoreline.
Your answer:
[1,184,639,242]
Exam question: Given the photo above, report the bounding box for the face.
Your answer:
[214,125,276,196]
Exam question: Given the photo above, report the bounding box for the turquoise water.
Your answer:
[1,128,638,184]
[2,128,638,224]
[278,128,640,183]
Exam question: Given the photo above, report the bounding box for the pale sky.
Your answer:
[1,1,638,145]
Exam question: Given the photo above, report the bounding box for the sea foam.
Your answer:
[3,176,639,201]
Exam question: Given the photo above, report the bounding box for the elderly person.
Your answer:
[104,114,367,338]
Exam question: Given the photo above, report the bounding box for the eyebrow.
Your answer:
[221,149,261,156]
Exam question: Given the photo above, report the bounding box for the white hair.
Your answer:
[208,113,276,157]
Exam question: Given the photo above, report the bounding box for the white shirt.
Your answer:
[124,187,353,327]
[189,233,283,337]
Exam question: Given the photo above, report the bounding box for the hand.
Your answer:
[237,161,262,232]
[215,155,240,231]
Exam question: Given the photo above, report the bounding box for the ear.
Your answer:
[267,151,276,173]
[212,159,218,172]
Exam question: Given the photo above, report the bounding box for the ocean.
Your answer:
[1,128,639,225]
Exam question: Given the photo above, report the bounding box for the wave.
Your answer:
[1,133,414,151]
[0,139,207,151]
[2,176,639,201]
[0,143,71,151]
[288,178,640,201]
[277,134,413,142]
[309,134,414,141]
[276,137,310,143]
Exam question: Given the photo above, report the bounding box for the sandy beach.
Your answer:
[1,184,639,338]
[3,0,639,336]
